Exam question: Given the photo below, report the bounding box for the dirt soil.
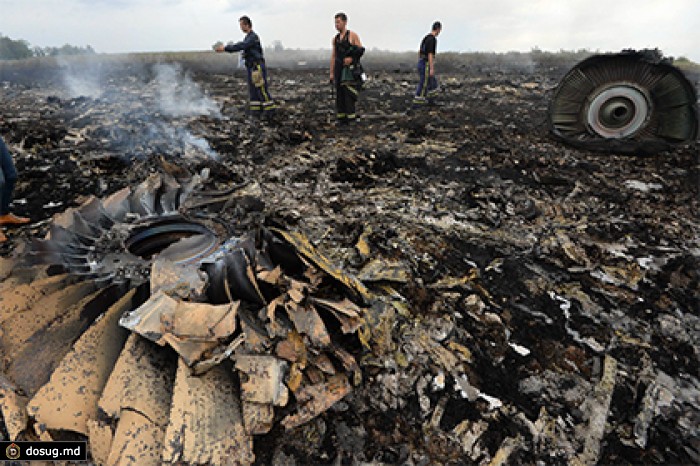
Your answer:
[1,58,699,465]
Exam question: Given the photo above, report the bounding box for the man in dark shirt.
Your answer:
[330,12,365,124]
[0,135,30,243]
[413,21,442,108]
[215,16,276,117]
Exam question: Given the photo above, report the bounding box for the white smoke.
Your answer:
[153,63,221,118]
[164,125,219,161]
[58,56,104,98]
[52,58,222,162]
[63,72,103,98]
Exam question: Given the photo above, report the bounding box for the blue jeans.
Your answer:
[0,136,19,215]
[413,58,438,105]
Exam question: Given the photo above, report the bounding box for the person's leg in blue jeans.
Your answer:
[413,58,428,107]
[0,136,30,239]
[0,136,18,215]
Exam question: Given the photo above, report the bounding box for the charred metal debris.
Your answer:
[549,49,699,154]
[0,170,397,464]
[0,54,699,465]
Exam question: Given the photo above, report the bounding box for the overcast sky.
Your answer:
[2,0,698,61]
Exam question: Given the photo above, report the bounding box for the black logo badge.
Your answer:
[6,442,21,460]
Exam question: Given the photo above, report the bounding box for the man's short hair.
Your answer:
[335,12,347,22]
[432,21,442,31]
[240,16,252,27]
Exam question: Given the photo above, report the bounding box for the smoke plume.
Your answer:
[154,63,221,118]
[59,56,104,98]
[56,59,222,161]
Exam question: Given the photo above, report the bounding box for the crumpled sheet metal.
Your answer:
[270,227,372,302]
[0,273,78,323]
[3,166,383,458]
[91,333,177,466]
[233,254,368,431]
[150,257,208,299]
[235,355,289,435]
[119,290,239,365]
[98,333,176,425]
[0,374,27,441]
[0,257,15,281]
[106,409,168,466]
[202,236,267,305]
[281,374,352,430]
[130,172,164,217]
[4,284,125,398]
[27,288,134,436]
[284,301,332,347]
[118,224,370,436]
[163,359,254,465]
[235,355,289,406]
[311,297,363,334]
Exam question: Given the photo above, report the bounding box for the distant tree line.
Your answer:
[0,34,95,60]
[34,44,96,57]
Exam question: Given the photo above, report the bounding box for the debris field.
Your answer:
[0,55,699,465]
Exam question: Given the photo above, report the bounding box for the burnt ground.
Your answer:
[0,57,699,465]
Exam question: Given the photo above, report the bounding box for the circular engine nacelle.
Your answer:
[549,49,699,154]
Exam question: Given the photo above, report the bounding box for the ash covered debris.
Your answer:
[4,61,220,170]
[0,54,699,465]
[1,171,380,465]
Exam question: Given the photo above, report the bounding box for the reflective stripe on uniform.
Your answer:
[258,65,272,102]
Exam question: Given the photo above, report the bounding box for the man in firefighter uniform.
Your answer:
[413,21,442,108]
[330,12,365,124]
[216,16,276,117]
